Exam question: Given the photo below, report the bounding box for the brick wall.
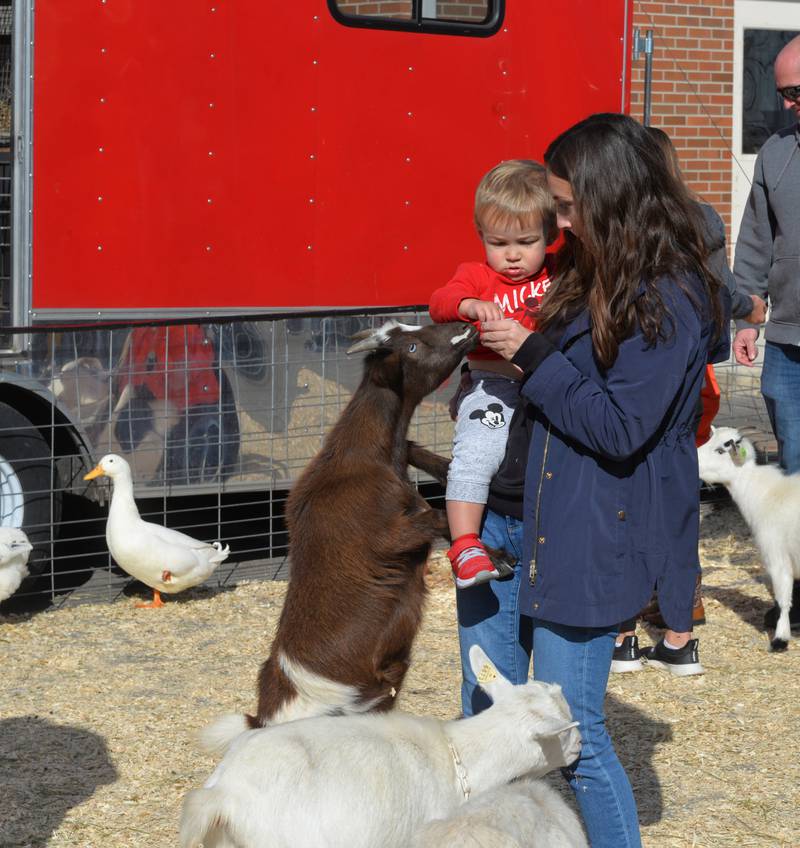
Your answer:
[630,1,735,243]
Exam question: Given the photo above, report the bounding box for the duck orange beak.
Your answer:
[83,465,105,481]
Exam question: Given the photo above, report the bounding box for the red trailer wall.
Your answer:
[33,1,630,311]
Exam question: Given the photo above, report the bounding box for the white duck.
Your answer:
[0,527,33,602]
[84,454,230,607]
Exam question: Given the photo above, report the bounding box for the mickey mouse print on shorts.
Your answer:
[447,371,520,506]
[469,403,506,429]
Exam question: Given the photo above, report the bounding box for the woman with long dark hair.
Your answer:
[480,113,727,847]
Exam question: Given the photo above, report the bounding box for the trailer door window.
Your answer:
[330,0,501,36]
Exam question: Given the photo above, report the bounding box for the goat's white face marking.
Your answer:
[451,326,473,346]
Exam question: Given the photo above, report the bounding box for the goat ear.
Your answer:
[346,320,404,355]
[532,716,580,739]
[468,645,514,701]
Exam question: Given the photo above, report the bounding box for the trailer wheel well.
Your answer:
[0,384,87,460]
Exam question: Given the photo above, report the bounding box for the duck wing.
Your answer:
[143,520,219,551]
[139,520,229,580]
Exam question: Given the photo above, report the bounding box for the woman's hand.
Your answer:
[744,295,767,325]
[480,318,533,361]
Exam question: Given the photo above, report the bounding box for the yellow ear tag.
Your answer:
[739,446,747,460]
[477,663,497,685]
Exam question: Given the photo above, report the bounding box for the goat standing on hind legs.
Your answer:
[206,320,490,744]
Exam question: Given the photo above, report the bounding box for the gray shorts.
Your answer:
[447,370,520,505]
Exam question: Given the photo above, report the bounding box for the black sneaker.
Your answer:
[642,638,704,677]
[611,635,643,673]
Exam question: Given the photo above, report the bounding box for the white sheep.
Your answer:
[409,778,588,848]
[698,426,800,650]
[179,645,581,848]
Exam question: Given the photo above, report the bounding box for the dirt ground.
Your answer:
[1,499,799,847]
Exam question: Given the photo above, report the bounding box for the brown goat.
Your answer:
[247,319,478,727]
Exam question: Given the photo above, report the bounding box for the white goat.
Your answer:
[409,778,588,848]
[179,646,581,848]
[698,426,800,650]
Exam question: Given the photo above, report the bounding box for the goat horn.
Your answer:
[346,319,408,355]
[346,334,383,355]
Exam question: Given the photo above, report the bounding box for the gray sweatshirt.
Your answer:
[733,124,800,342]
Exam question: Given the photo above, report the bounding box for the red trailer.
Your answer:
[0,0,632,590]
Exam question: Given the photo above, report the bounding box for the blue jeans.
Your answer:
[762,341,800,473]
[456,510,642,846]
[455,509,533,715]
[534,620,642,848]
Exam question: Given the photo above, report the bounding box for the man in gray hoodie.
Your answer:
[733,33,800,628]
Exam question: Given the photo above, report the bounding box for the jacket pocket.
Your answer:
[768,256,800,326]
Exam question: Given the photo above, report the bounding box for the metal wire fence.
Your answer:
[0,311,772,610]
[0,309,456,608]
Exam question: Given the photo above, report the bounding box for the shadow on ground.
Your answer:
[0,715,117,847]
[607,693,671,826]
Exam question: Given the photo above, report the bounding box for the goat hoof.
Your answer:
[770,638,789,652]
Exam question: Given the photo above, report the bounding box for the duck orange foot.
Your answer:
[135,589,165,609]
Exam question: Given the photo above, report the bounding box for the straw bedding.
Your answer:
[1,499,798,847]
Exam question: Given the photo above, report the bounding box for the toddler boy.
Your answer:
[429,160,555,588]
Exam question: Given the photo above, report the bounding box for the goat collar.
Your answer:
[446,737,471,801]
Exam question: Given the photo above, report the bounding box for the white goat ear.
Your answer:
[468,645,514,701]
[532,716,580,739]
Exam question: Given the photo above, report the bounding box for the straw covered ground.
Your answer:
[1,499,799,847]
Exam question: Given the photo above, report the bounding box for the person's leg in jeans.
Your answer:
[762,342,800,473]
[456,508,533,716]
[533,619,642,848]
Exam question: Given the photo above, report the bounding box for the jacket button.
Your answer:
[538,536,545,544]
[533,602,539,610]
[545,471,553,479]
[617,510,626,520]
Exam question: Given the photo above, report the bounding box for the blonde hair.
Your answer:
[474,159,557,242]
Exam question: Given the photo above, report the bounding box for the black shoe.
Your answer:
[763,602,800,631]
[611,635,643,673]
[641,638,704,677]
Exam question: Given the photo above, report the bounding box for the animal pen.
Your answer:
[0,0,780,608]
[0,311,776,608]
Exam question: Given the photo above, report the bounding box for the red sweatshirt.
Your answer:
[429,258,554,361]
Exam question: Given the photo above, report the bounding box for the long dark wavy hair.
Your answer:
[541,113,724,369]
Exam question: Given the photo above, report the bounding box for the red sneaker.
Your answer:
[447,533,499,589]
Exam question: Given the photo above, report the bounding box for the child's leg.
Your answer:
[447,372,518,588]
[446,500,486,539]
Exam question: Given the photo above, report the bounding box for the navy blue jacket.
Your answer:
[511,275,726,630]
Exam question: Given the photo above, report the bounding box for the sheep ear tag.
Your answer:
[468,645,513,700]
[730,441,748,467]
